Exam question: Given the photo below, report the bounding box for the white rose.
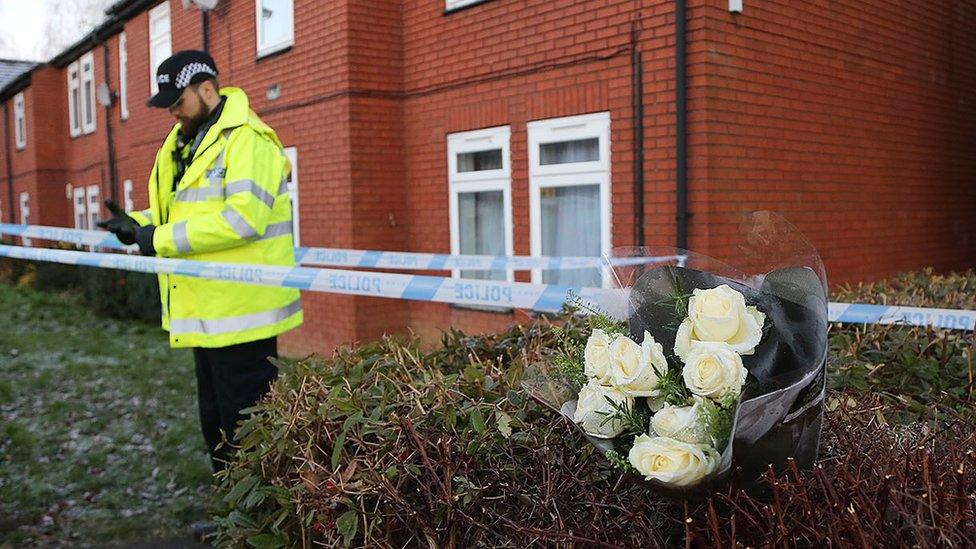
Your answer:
[609,331,666,396]
[674,285,765,361]
[682,342,748,401]
[572,380,634,438]
[651,398,707,444]
[583,329,613,383]
[627,434,719,486]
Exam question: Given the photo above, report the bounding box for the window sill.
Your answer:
[449,303,513,315]
[443,0,495,15]
[256,42,293,62]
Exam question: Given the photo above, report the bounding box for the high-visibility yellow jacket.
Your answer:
[129,87,302,348]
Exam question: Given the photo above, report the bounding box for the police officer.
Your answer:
[97,50,303,476]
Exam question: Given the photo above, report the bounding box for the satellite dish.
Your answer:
[182,0,218,10]
[96,83,114,107]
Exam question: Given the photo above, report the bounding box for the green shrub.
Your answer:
[0,257,160,322]
[210,269,976,547]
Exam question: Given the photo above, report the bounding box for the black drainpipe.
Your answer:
[3,103,14,223]
[201,10,209,52]
[675,0,688,250]
[631,21,645,248]
[101,42,119,203]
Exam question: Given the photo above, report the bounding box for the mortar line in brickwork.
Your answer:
[261,46,631,117]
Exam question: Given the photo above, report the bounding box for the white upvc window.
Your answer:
[67,62,81,137]
[447,126,513,282]
[19,192,30,246]
[80,52,96,134]
[445,0,487,11]
[255,0,294,58]
[13,92,26,150]
[86,185,101,230]
[73,187,87,229]
[123,179,134,211]
[282,147,300,246]
[149,2,172,95]
[528,112,611,288]
[119,32,129,120]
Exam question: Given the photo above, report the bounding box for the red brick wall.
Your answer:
[2,0,975,357]
[397,0,677,339]
[688,0,976,284]
[2,66,71,228]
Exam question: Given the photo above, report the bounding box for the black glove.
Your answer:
[135,225,156,256]
[95,200,138,245]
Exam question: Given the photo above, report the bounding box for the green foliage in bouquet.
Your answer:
[696,395,736,450]
[547,292,628,388]
[597,396,648,439]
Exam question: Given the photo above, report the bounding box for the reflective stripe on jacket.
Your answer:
[130,87,302,348]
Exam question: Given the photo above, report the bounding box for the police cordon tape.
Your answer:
[828,302,976,331]
[1,240,974,331]
[0,223,683,271]
[0,243,614,313]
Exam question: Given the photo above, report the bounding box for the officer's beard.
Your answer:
[179,111,209,138]
[178,91,214,138]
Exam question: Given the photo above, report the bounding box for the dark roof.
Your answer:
[106,0,160,19]
[0,59,38,92]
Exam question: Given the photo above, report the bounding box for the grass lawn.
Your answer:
[0,283,213,546]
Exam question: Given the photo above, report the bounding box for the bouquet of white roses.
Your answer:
[524,212,829,491]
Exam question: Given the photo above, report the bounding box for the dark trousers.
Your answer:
[193,337,278,472]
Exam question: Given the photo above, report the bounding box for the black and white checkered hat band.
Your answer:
[175,63,217,88]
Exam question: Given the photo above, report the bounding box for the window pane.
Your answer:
[539,138,599,165]
[72,88,81,128]
[260,0,294,47]
[152,42,170,70]
[151,14,169,37]
[458,190,505,280]
[457,149,502,172]
[540,185,601,287]
[74,191,86,229]
[83,82,93,125]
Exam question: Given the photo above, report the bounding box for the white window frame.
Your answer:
[19,192,30,246]
[73,187,87,230]
[67,62,81,137]
[447,125,513,282]
[13,92,26,150]
[119,32,129,120]
[79,52,97,134]
[446,0,488,11]
[527,112,612,287]
[282,147,300,246]
[255,0,295,58]
[149,2,172,95]
[123,179,134,211]
[86,185,101,230]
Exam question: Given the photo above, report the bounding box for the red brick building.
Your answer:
[2,0,975,356]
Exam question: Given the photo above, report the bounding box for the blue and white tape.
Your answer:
[0,223,682,272]
[2,227,973,331]
[828,302,976,331]
[0,244,619,312]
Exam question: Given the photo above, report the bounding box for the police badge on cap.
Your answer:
[147,50,219,108]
